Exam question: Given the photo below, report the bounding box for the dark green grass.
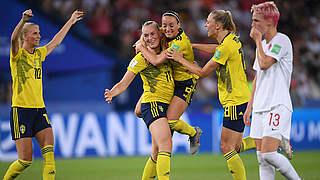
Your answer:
[0,151,319,180]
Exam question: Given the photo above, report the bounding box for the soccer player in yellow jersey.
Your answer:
[135,11,202,155]
[3,9,84,180]
[167,10,253,180]
[105,21,172,180]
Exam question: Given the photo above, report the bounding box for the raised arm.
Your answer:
[166,49,218,78]
[104,70,136,104]
[135,41,167,66]
[45,10,84,56]
[191,43,218,54]
[250,27,276,70]
[243,75,257,126]
[11,9,33,57]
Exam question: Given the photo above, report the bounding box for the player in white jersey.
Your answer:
[243,2,301,180]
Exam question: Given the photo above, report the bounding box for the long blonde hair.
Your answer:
[18,22,38,48]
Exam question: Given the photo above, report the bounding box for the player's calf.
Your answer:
[3,159,32,180]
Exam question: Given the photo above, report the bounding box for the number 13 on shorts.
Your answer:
[269,112,280,127]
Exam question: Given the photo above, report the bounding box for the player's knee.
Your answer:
[134,107,142,118]
[261,151,278,166]
[220,143,233,154]
[135,111,142,118]
[235,143,241,153]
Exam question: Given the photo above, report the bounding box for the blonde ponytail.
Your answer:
[211,10,236,33]
[225,11,236,33]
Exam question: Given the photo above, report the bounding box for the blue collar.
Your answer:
[220,32,230,44]
[167,28,183,42]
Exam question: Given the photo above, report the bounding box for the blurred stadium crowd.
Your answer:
[1,0,320,109]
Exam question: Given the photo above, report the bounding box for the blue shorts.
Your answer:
[223,103,248,133]
[141,101,169,129]
[10,107,51,140]
[174,78,197,104]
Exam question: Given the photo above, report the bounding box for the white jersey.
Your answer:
[253,32,293,113]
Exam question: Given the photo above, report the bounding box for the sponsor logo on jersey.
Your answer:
[213,50,221,60]
[271,44,281,54]
[129,59,138,68]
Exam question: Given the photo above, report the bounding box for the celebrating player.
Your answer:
[3,9,84,180]
[167,10,253,180]
[243,2,302,179]
[105,21,173,180]
[135,11,202,155]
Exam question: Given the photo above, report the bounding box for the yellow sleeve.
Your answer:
[211,44,230,65]
[38,46,47,62]
[127,52,147,74]
[167,39,184,53]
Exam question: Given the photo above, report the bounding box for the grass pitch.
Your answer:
[0,151,319,180]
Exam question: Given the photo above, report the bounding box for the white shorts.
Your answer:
[250,104,292,140]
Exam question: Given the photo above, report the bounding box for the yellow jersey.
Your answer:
[211,33,250,107]
[128,52,174,104]
[10,47,47,108]
[167,29,196,81]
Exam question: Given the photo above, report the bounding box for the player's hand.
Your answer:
[166,48,183,62]
[134,40,142,54]
[22,9,33,22]
[135,41,147,54]
[104,89,112,104]
[243,108,252,126]
[70,10,84,24]
[135,35,147,53]
[250,27,262,43]
[132,39,140,54]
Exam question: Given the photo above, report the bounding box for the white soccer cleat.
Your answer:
[279,137,293,160]
[189,127,202,155]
